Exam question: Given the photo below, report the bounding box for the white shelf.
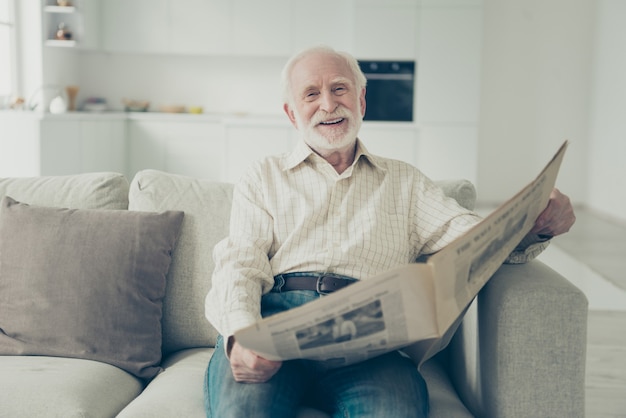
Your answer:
[44,5,76,13]
[45,39,77,47]
[43,2,81,48]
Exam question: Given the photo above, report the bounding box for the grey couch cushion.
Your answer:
[0,356,143,418]
[117,348,212,418]
[435,179,476,211]
[0,171,129,210]
[117,348,342,418]
[117,348,473,418]
[0,197,184,379]
[129,170,234,355]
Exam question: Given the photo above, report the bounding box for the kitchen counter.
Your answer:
[2,109,477,188]
[0,110,419,129]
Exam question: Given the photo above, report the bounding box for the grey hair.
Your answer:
[281,45,367,105]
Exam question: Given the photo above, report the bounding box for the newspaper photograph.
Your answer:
[235,140,569,367]
[235,263,438,367]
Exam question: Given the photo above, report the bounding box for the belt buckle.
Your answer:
[316,274,331,295]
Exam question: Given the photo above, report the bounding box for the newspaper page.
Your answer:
[235,140,568,367]
[234,263,439,367]
[405,140,568,366]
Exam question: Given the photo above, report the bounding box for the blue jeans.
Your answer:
[205,290,429,418]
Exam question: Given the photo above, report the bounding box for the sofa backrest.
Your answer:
[0,170,476,357]
[435,179,476,211]
[128,169,233,356]
[0,172,129,210]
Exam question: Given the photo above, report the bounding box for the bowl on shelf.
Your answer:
[122,99,150,112]
[82,97,107,112]
[159,105,186,114]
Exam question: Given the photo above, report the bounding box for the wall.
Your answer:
[476,0,595,206]
[16,0,624,220]
[586,0,626,223]
[15,0,43,107]
[75,53,287,116]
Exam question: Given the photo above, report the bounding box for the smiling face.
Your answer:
[283,50,366,154]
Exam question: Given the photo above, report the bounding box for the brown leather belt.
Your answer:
[272,272,358,295]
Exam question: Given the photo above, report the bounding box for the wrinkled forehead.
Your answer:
[290,52,356,91]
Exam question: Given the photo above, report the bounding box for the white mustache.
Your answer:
[310,107,351,127]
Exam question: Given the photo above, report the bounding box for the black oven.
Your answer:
[358,60,415,122]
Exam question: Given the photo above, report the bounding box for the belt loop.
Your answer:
[273,274,285,293]
[316,276,325,295]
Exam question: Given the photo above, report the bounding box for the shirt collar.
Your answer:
[282,138,386,172]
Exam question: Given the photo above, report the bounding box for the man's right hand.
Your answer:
[229,339,283,383]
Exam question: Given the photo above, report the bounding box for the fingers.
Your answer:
[229,340,282,383]
[531,188,576,237]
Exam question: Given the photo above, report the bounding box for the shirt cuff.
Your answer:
[224,335,235,358]
[505,233,551,264]
[222,309,261,344]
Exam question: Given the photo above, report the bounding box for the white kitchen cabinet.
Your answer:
[127,118,224,180]
[98,0,433,59]
[353,2,419,60]
[162,122,224,180]
[223,122,292,183]
[39,118,126,176]
[230,0,292,56]
[416,125,477,184]
[290,1,353,54]
[127,120,168,175]
[359,123,418,166]
[169,0,232,55]
[39,119,81,175]
[102,0,290,56]
[416,5,483,124]
[102,0,169,53]
[0,113,126,177]
[0,113,42,177]
[78,120,126,173]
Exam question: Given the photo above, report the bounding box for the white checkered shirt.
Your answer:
[205,139,546,337]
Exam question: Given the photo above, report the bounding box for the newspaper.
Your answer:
[235,140,568,368]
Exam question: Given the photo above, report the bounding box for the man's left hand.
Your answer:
[530,188,576,237]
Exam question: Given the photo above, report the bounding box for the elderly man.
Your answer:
[204,46,575,418]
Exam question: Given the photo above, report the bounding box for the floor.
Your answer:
[519,208,626,418]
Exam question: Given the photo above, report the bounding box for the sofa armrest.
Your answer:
[445,260,588,418]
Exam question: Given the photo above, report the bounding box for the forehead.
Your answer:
[290,52,354,90]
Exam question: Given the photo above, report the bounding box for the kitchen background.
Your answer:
[1,0,625,227]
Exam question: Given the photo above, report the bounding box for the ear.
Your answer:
[284,103,298,128]
[359,88,366,118]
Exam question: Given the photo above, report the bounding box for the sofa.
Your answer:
[0,170,588,418]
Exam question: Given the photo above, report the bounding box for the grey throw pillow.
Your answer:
[0,197,184,379]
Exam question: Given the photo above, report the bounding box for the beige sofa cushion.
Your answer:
[0,171,129,209]
[434,179,476,211]
[0,197,184,379]
[129,170,234,355]
[0,356,144,418]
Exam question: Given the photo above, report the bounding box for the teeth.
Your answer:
[320,118,343,125]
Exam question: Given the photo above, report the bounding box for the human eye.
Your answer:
[304,90,319,101]
[333,85,348,95]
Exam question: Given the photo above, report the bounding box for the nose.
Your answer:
[319,90,338,113]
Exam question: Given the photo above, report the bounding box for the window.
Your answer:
[0,0,15,107]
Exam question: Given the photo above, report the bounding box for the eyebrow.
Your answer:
[330,76,353,86]
[301,76,353,92]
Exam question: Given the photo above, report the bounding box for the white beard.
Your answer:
[295,105,363,152]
